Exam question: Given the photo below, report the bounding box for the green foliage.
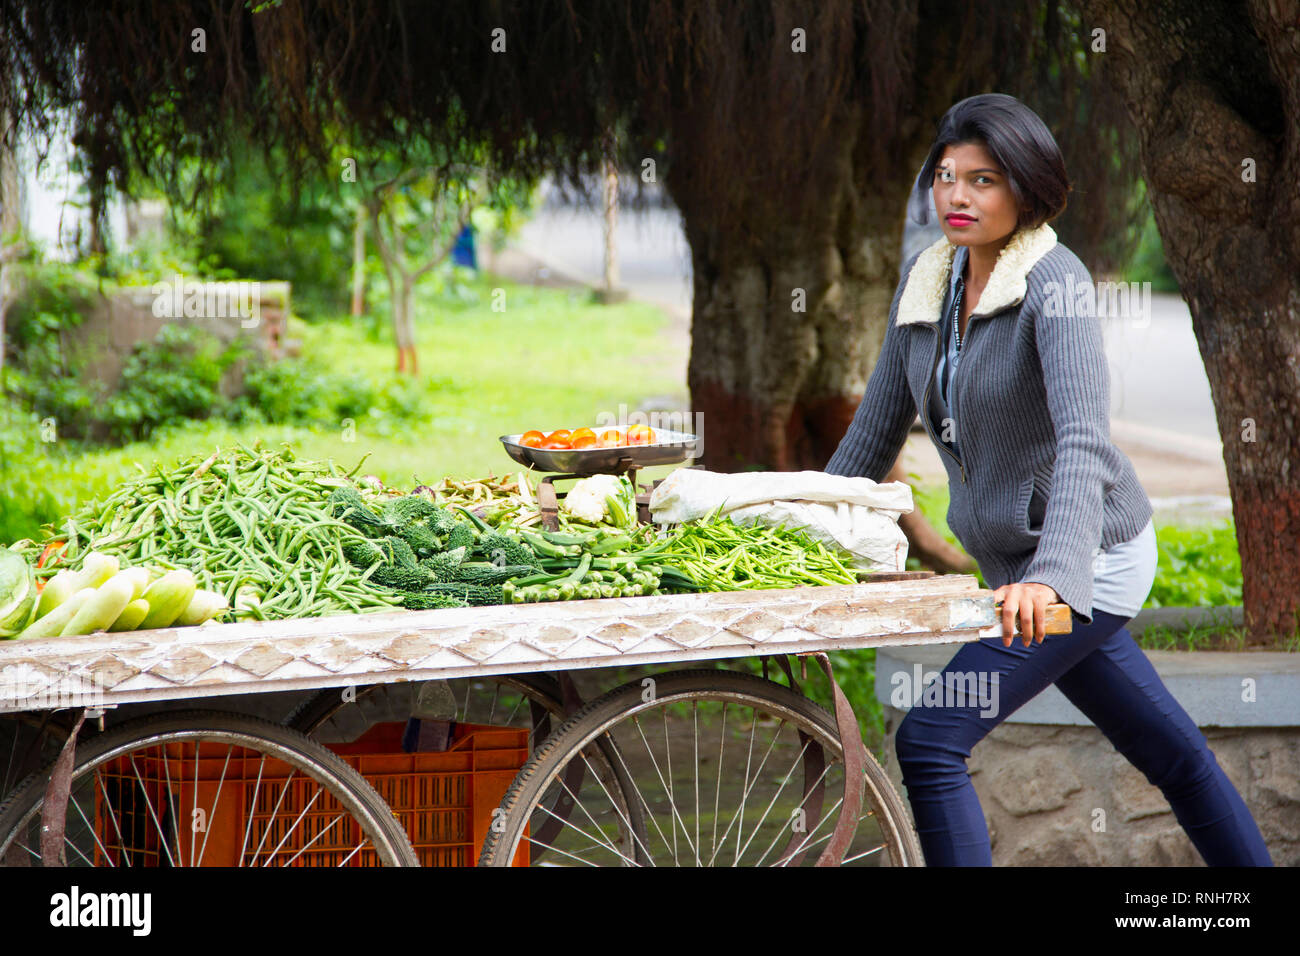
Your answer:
[225,356,423,432]
[1148,519,1241,607]
[106,325,248,443]
[1120,197,1181,293]
[190,153,352,318]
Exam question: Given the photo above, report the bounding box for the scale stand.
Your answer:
[535,457,658,531]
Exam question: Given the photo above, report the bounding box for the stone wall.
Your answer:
[875,642,1300,866]
[65,281,290,397]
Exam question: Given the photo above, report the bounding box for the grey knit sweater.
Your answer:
[824,223,1153,625]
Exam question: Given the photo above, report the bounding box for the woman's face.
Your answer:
[932,141,1022,249]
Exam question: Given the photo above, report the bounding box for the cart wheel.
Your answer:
[478,669,924,867]
[285,676,647,866]
[0,710,419,867]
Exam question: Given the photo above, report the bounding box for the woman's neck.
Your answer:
[962,232,1015,288]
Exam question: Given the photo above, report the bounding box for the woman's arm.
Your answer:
[1019,249,1113,623]
[824,263,918,482]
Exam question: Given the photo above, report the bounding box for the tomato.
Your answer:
[519,430,546,448]
[627,424,655,445]
[544,429,572,445]
[36,540,66,570]
[599,429,624,447]
[572,434,598,449]
[542,438,573,450]
[571,427,596,442]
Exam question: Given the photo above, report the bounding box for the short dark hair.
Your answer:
[915,93,1071,230]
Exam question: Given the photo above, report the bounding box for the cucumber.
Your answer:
[174,589,229,627]
[108,599,151,632]
[18,588,97,640]
[105,567,151,602]
[35,569,79,619]
[70,552,120,594]
[62,576,136,636]
[139,569,198,629]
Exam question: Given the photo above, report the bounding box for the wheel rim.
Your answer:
[0,727,413,867]
[488,687,903,867]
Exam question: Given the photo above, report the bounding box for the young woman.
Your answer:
[825,93,1272,867]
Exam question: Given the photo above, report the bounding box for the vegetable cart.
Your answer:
[0,571,1071,867]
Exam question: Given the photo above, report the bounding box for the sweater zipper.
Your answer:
[920,324,966,484]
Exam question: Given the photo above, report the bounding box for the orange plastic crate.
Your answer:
[93,721,530,867]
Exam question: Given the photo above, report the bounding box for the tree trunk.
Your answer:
[0,107,20,377]
[669,120,974,573]
[1075,0,1300,642]
[677,162,915,472]
[394,277,418,375]
[350,202,367,317]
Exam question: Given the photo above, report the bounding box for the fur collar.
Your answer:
[896,222,1058,326]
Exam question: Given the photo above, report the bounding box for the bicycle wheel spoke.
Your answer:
[707,717,787,867]
[336,841,367,867]
[548,764,644,868]
[841,843,887,864]
[62,825,97,866]
[574,748,657,866]
[190,741,200,867]
[605,730,684,863]
[529,799,630,865]
[95,772,131,867]
[277,812,346,867]
[779,796,845,862]
[69,790,115,867]
[692,701,700,867]
[160,743,184,866]
[248,764,301,865]
[760,755,837,867]
[631,713,698,863]
[738,735,814,865]
[128,753,177,867]
[712,702,726,861]
[501,690,526,728]
[734,712,758,865]
[196,744,234,866]
[521,830,601,867]
[261,786,323,864]
[239,754,268,867]
[661,708,678,862]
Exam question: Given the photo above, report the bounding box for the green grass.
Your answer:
[0,272,686,542]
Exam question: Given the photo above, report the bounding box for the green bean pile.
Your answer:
[41,445,404,622]
[651,514,860,590]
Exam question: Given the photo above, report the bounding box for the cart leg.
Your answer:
[803,654,866,867]
[39,708,85,866]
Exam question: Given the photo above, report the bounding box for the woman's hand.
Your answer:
[992,582,1060,648]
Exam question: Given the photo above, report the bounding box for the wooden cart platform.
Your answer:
[0,573,1069,714]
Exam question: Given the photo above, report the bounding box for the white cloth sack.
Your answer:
[648,468,913,572]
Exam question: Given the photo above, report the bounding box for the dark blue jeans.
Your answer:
[893,608,1273,866]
